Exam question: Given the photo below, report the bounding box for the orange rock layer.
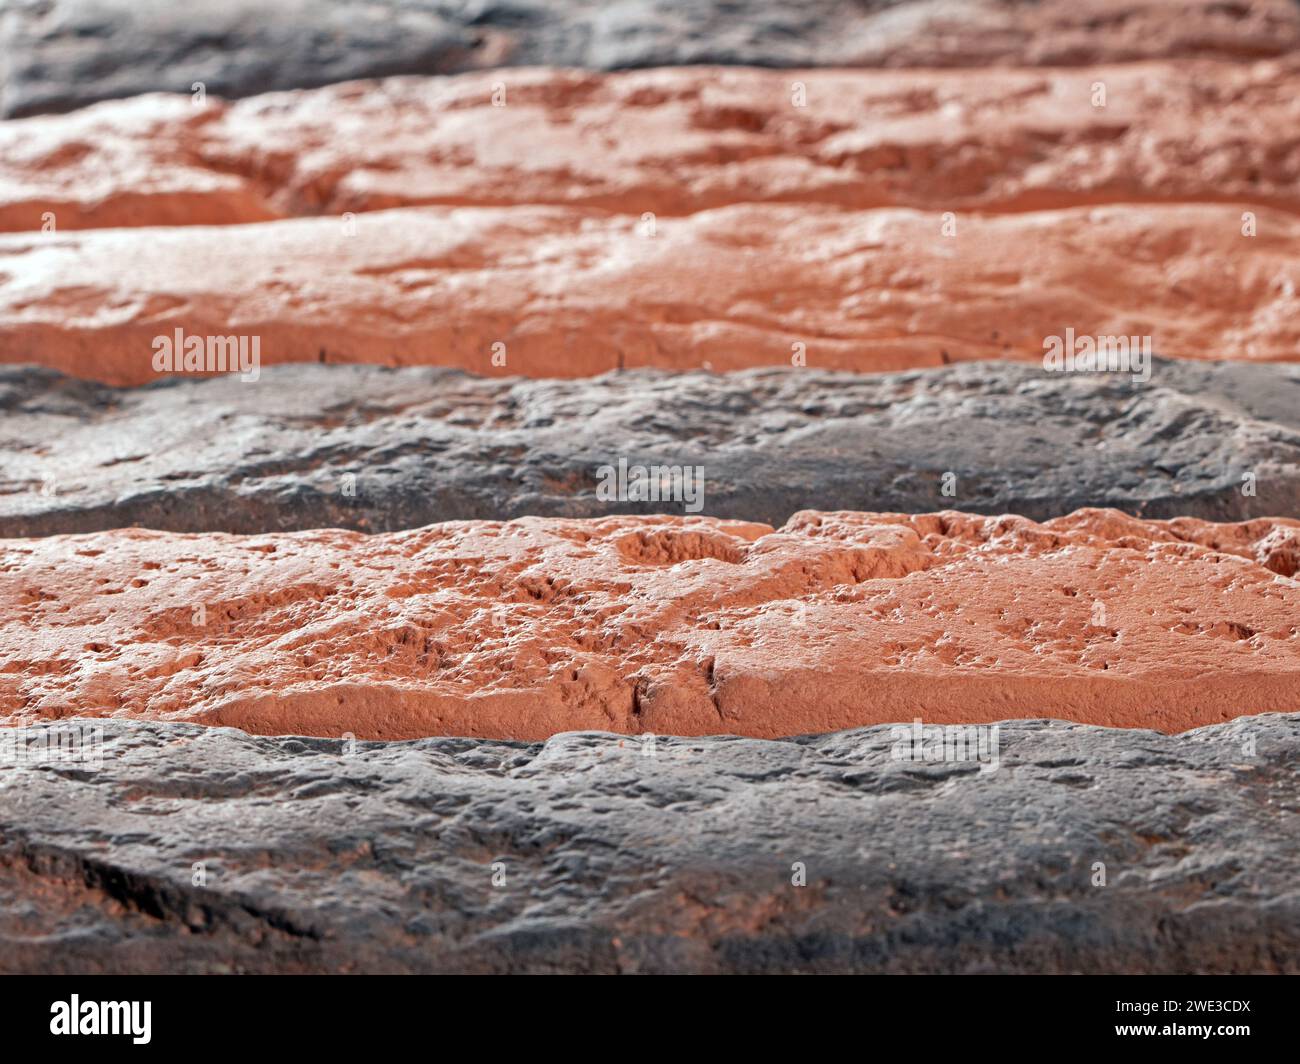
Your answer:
[2,510,1297,740]
[2,61,1299,230]
[1,202,1296,384]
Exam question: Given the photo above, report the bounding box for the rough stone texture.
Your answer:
[2,509,1298,739]
[2,202,1296,385]
[3,358,1300,537]
[1,714,1296,974]
[5,60,1300,231]
[4,0,1296,983]
[4,0,1299,118]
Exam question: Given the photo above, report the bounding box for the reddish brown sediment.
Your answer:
[2,509,1297,740]
[2,60,1299,231]
[1,202,1294,384]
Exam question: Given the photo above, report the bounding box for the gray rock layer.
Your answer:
[2,358,1298,536]
[1,714,1296,974]
[4,0,1299,117]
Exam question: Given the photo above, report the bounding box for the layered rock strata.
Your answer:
[1,714,1295,973]
[4,61,1299,230]
[2,509,1297,740]
[2,359,1298,536]
[5,1,1299,117]
[2,203,1295,384]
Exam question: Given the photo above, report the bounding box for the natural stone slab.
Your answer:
[2,203,1295,385]
[2,509,1297,739]
[5,60,1299,230]
[3,359,1300,537]
[1,714,1295,973]
[5,1,1298,118]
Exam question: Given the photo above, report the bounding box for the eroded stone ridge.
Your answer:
[4,60,1300,230]
[5,1,1299,118]
[5,0,1297,983]
[2,203,1295,385]
[1,715,1295,973]
[2,359,1299,536]
[2,510,1297,739]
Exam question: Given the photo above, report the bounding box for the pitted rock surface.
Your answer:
[4,61,1299,230]
[2,359,1299,536]
[2,509,1298,739]
[1,714,1296,973]
[4,0,1299,983]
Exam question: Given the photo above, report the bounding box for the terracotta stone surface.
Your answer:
[3,714,1296,974]
[3,60,1300,230]
[5,1,1298,118]
[3,359,1300,536]
[1,202,1295,385]
[2,510,1298,740]
[0,95,281,232]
